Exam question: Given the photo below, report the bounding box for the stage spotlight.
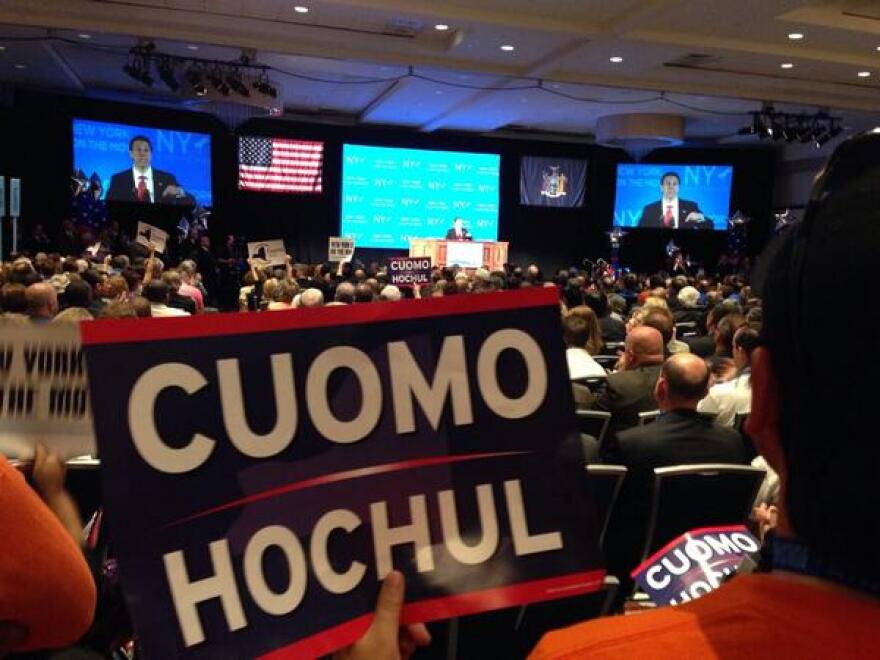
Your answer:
[813,129,831,149]
[253,73,278,98]
[771,121,785,141]
[829,123,843,138]
[157,58,179,92]
[123,59,154,87]
[186,70,208,96]
[208,69,230,95]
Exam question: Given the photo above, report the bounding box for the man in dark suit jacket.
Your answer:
[601,353,749,604]
[637,171,712,229]
[593,326,665,452]
[445,217,472,240]
[106,135,192,205]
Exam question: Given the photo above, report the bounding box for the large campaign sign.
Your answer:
[388,257,432,286]
[631,525,760,606]
[340,144,500,249]
[82,288,604,658]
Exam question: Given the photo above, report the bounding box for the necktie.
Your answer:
[663,205,673,227]
[137,176,147,202]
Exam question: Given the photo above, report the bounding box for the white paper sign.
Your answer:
[0,323,95,459]
[446,240,484,269]
[136,222,169,254]
[247,239,287,266]
[328,236,355,262]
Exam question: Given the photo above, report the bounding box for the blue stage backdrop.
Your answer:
[340,144,500,249]
[613,163,733,231]
[72,119,213,206]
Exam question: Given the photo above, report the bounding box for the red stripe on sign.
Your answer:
[257,570,606,660]
[631,524,749,576]
[165,450,531,527]
[80,287,558,345]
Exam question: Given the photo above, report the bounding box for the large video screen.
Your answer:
[613,164,733,231]
[72,119,212,206]
[340,144,500,249]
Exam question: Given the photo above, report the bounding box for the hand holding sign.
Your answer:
[333,572,430,660]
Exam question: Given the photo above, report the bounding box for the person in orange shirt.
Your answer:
[338,131,880,660]
[0,446,97,654]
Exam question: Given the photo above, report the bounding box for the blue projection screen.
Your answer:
[73,119,212,206]
[340,144,500,249]
[613,164,733,231]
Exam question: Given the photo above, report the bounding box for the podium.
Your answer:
[409,239,508,271]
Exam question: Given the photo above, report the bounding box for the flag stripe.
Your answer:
[238,136,324,193]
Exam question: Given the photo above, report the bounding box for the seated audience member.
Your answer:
[593,326,664,449]
[50,307,93,324]
[1,282,29,314]
[99,300,138,319]
[334,281,356,305]
[566,305,604,356]
[673,285,704,324]
[587,292,626,344]
[0,447,96,653]
[162,270,197,315]
[563,315,606,381]
[601,353,749,600]
[354,284,375,303]
[707,312,746,381]
[178,259,205,312]
[684,300,737,358]
[527,131,880,659]
[144,280,189,317]
[267,280,297,310]
[299,288,324,308]
[698,326,759,426]
[25,282,59,322]
[379,285,402,302]
[131,295,152,318]
[641,307,690,355]
[607,294,627,323]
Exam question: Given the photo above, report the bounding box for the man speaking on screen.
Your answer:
[637,172,712,229]
[445,217,473,240]
[106,135,193,205]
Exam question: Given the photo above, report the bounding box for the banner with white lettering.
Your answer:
[82,288,605,659]
[0,324,94,458]
[631,525,760,606]
[136,221,169,254]
[247,239,287,267]
[388,256,432,286]
[328,236,355,263]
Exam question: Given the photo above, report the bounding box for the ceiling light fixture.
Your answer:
[157,57,179,91]
[186,69,208,96]
[780,62,794,69]
[78,33,92,39]
[609,56,623,63]
[14,64,25,70]
[739,107,842,149]
[500,44,515,51]
[187,44,199,51]
[434,24,449,31]
[858,71,871,78]
[787,32,804,40]
[293,5,309,13]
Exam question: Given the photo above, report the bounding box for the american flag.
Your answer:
[238,136,324,193]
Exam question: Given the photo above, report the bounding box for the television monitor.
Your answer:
[340,144,500,249]
[613,164,733,231]
[72,119,212,206]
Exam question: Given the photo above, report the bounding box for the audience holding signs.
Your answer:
[1,132,879,657]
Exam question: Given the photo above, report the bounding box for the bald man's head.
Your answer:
[624,326,664,368]
[656,353,710,410]
[25,282,58,319]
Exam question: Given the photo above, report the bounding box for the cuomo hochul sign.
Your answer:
[82,288,604,658]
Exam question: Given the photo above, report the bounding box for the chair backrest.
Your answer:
[593,355,619,370]
[638,410,660,425]
[603,341,625,354]
[585,464,626,548]
[575,410,612,446]
[642,463,766,561]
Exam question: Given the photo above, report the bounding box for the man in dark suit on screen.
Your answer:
[445,217,473,240]
[637,171,712,229]
[106,135,192,205]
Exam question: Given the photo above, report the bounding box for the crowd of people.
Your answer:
[2,132,878,658]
